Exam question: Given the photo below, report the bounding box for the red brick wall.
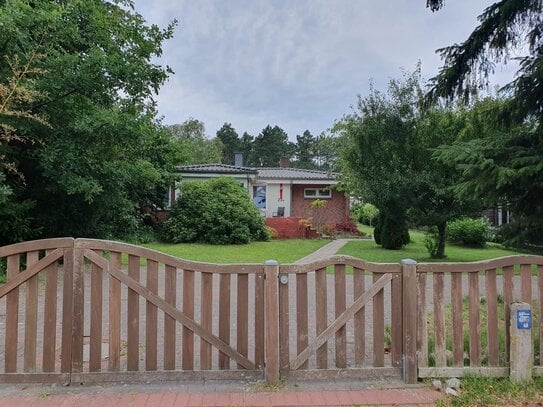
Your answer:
[290,185,350,226]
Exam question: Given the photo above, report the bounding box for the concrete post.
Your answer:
[264,260,280,384]
[401,259,418,384]
[510,302,533,383]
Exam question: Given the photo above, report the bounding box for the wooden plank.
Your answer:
[85,250,256,370]
[264,261,280,384]
[164,265,177,370]
[503,265,513,363]
[71,248,85,373]
[254,273,265,369]
[108,252,121,371]
[24,251,39,373]
[418,366,509,378]
[237,273,249,369]
[451,272,463,367]
[279,277,289,370]
[0,373,71,384]
[391,272,402,367]
[485,268,499,366]
[42,250,58,372]
[373,272,385,367]
[416,273,428,368]
[433,272,446,367]
[284,367,401,381]
[146,260,158,371]
[5,254,20,373]
[539,265,543,367]
[520,264,532,304]
[417,255,543,273]
[353,268,365,366]
[281,257,401,275]
[296,272,309,370]
[89,258,103,372]
[218,274,231,369]
[61,248,74,374]
[200,272,213,370]
[468,271,481,366]
[315,267,328,369]
[182,269,195,370]
[290,273,393,371]
[127,254,140,371]
[335,264,347,369]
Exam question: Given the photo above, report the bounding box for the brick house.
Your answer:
[169,158,350,237]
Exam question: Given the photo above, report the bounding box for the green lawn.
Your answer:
[340,226,526,263]
[142,239,331,264]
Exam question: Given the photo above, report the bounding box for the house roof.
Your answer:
[176,164,257,174]
[176,164,337,181]
[256,167,338,181]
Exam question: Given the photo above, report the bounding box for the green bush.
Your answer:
[447,217,491,247]
[352,203,380,226]
[162,177,269,245]
[374,213,410,250]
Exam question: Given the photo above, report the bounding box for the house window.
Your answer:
[253,186,266,209]
[304,188,331,199]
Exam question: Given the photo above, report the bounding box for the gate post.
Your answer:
[264,260,280,384]
[401,259,418,384]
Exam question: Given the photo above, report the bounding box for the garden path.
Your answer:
[294,238,355,264]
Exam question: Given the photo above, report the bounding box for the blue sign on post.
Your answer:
[517,309,532,330]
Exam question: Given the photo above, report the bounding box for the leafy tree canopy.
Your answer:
[167,118,223,165]
[250,125,294,167]
[216,123,240,165]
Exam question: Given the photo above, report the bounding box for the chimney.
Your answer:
[279,157,290,168]
[234,152,243,167]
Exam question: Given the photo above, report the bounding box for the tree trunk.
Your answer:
[436,222,447,258]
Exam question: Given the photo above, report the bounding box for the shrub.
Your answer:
[447,217,491,247]
[335,220,360,235]
[266,226,279,239]
[162,177,269,245]
[375,213,410,249]
[353,203,380,226]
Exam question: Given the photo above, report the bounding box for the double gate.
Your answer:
[0,238,405,384]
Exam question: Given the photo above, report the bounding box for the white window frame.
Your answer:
[304,188,332,199]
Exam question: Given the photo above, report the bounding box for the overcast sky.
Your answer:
[133,1,516,141]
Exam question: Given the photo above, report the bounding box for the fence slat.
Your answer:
[89,258,103,372]
[24,251,39,373]
[468,271,481,366]
[451,272,463,367]
[503,265,513,364]
[373,272,385,367]
[146,260,158,371]
[218,274,231,369]
[391,272,402,367]
[61,248,74,373]
[485,268,499,366]
[71,248,84,373]
[520,264,532,304]
[200,272,213,370]
[353,267,365,366]
[127,255,140,371]
[279,278,289,370]
[42,250,58,372]
[164,265,177,370]
[237,274,249,369]
[539,265,543,367]
[416,273,428,368]
[182,270,195,370]
[254,273,265,369]
[5,254,20,373]
[296,272,309,370]
[108,252,121,371]
[335,264,347,368]
[434,272,446,367]
[315,267,327,369]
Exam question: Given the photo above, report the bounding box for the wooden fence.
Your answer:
[0,238,542,385]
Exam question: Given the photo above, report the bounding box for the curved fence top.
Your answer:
[417,254,543,273]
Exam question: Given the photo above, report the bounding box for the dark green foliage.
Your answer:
[249,125,294,167]
[447,217,491,247]
[292,130,317,169]
[373,215,382,245]
[216,123,240,165]
[373,213,409,249]
[163,177,269,245]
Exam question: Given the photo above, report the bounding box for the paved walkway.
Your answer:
[0,381,441,406]
[294,238,354,264]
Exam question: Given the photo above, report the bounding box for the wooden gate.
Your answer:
[0,238,266,383]
[276,257,406,380]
